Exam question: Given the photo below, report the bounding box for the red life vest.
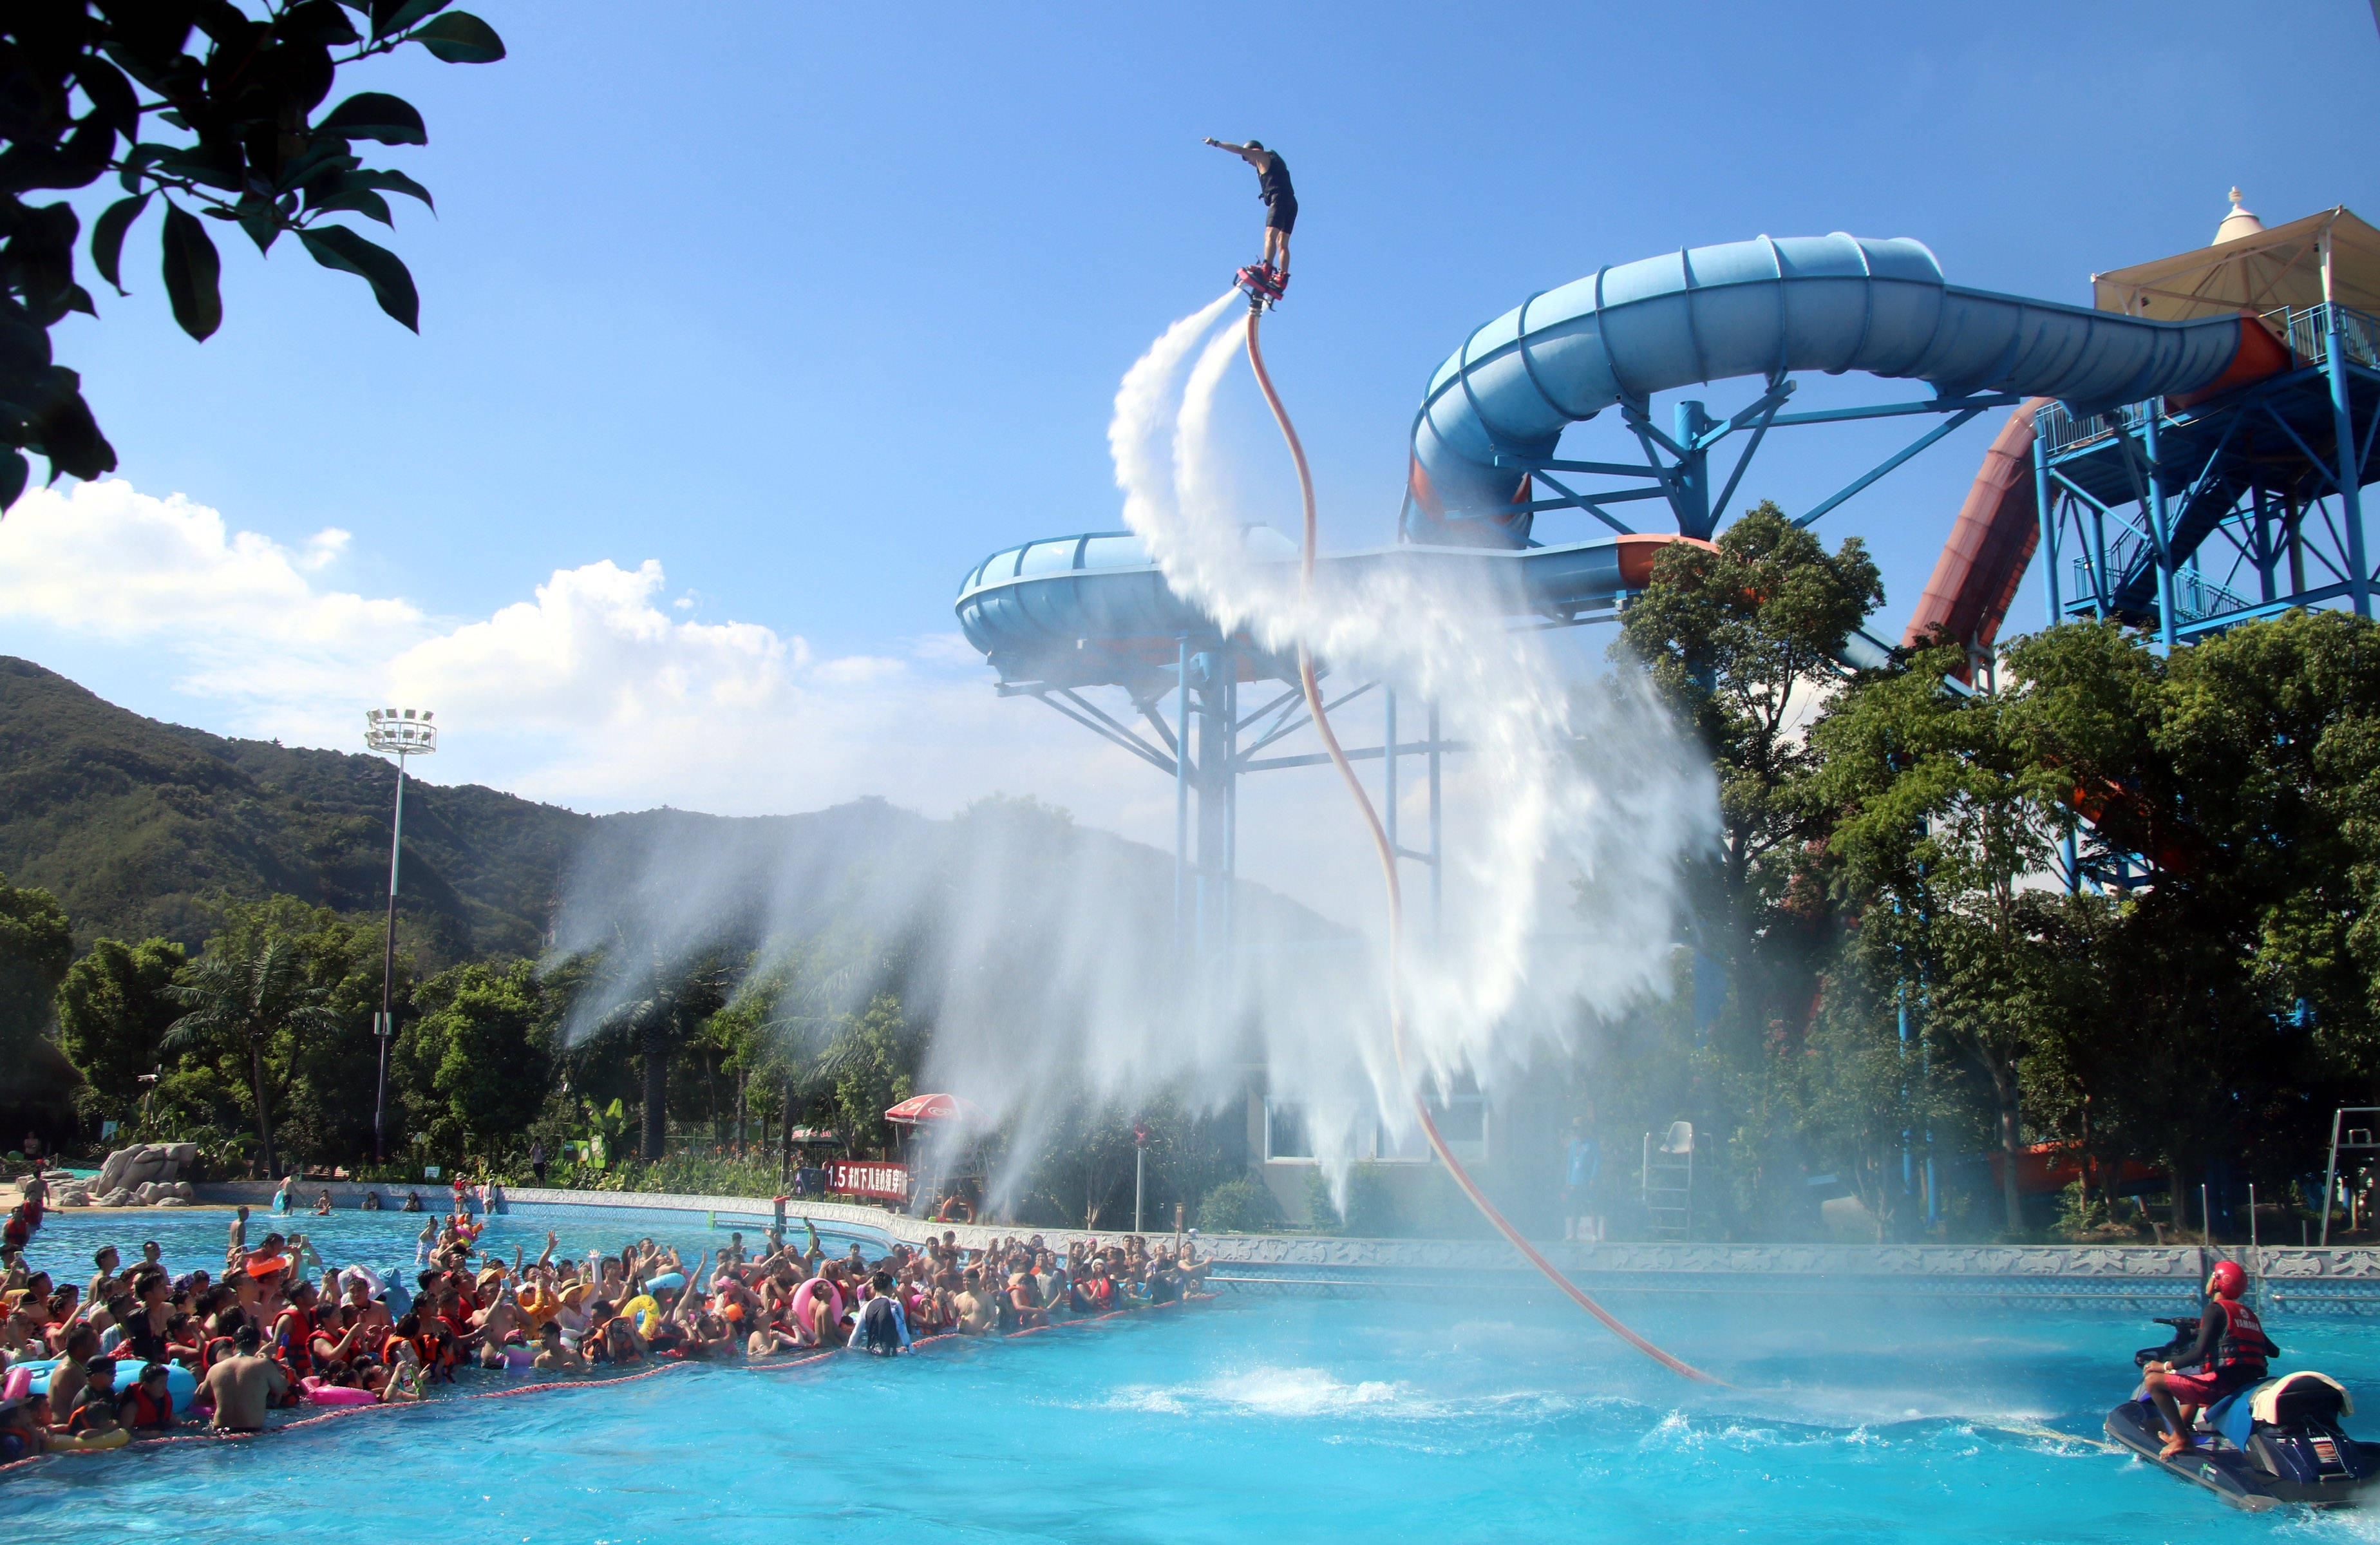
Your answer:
[278,1306,317,1374]
[124,1385,171,1427]
[2211,1296,2271,1371]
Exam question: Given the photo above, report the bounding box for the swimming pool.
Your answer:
[6,1208,2376,1540]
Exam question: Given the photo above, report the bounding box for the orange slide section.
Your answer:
[1903,400,2045,678]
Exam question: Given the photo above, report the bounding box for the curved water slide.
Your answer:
[1406,232,2261,538]
[967,234,2280,687]
[957,524,1685,688]
[1901,401,2045,671]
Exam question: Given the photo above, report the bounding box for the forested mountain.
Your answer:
[0,656,1344,968]
[0,656,587,961]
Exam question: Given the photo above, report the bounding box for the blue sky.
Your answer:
[3,0,2375,911]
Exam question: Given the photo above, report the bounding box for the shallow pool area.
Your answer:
[8,1208,2380,1540]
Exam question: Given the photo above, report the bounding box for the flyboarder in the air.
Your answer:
[1205,137,1295,306]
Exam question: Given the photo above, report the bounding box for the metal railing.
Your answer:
[2037,303,2380,458]
[2070,556,2252,623]
[2038,399,2141,457]
[2276,301,2380,372]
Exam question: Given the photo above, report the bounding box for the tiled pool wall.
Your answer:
[184,1182,2380,1313]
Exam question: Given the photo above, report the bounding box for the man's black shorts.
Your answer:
[1267,195,1298,234]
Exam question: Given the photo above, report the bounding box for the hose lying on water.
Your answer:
[1242,303,1720,1385]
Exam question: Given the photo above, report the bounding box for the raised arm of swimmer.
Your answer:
[667,1252,710,1332]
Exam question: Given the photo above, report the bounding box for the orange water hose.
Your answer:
[1242,305,1720,1385]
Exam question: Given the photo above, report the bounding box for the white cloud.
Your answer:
[0,479,1397,925]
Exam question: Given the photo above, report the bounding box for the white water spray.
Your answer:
[1108,294,1718,1141]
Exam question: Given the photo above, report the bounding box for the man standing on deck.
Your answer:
[1204,137,1296,282]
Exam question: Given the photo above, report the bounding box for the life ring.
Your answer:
[789,1278,844,1334]
[619,1294,660,1338]
[502,1346,534,1371]
[299,1376,376,1407]
[339,1265,384,1298]
[53,1427,131,1452]
[645,1271,685,1293]
[18,1360,200,1406]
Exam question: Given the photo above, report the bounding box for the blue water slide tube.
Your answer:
[955,526,1679,688]
[1408,234,2251,522]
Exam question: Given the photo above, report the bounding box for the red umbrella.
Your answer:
[884,1092,983,1126]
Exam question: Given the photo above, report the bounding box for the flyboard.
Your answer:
[1235,262,1285,310]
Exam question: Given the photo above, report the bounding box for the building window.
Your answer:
[1434,1095,1489,1162]
[1264,1099,1312,1161]
[1377,1095,1488,1164]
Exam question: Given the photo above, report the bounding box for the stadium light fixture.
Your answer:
[365,706,437,1162]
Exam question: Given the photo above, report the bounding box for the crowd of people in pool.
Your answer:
[0,1177,1211,1461]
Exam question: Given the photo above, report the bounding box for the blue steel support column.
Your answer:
[2143,405,2179,652]
[2034,433,2061,621]
[1673,400,1714,538]
[1898,983,1912,1202]
[1194,652,1231,972]
[1224,660,1238,960]
[2252,485,2278,603]
[1174,637,1190,957]
[1427,702,1444,933]
[2323,299,2370,617]
[2033,435,2078,891]
[1383,687,1399,867]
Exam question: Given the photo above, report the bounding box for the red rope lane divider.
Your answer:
[1242,306,1723,1387]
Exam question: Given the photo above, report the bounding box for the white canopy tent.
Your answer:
[2093,204,2380,320]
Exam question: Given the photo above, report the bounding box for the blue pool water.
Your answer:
[6,1208,2379,1540]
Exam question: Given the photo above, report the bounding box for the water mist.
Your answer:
[1108,293,1717,1152]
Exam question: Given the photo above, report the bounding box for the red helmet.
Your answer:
[2208,1260,2247,1298]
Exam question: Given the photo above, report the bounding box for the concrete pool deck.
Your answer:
[176,1179,2380,1313]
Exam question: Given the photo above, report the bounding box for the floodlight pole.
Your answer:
[365,709,437,1164]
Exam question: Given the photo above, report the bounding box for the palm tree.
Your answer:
[162,936,343,1180]
[593,941,732,1162]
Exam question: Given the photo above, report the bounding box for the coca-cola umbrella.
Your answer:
[884,1092,984,1127]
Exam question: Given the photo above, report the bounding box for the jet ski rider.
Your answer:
[2140,1260,2278,1458]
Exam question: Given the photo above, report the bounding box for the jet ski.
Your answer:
[2105,1315,2380,1511]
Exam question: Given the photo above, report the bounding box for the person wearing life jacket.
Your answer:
[116,1362,178,1434]
[274,1280,321,1379]
[2141,1259,2278,1458]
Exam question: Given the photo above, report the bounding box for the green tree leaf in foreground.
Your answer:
[0,1,506,508]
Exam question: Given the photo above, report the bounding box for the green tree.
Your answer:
[821,992,916,1155]
[1811,640,2067,1233]
[0,872,75,1137]
[0,871,73,1052]
[2005,614,2374,1225]
[1614,502,1884,1227]
[1618,504,1884,1041]
[54,936,187,1117]
[589,945,733,1161]
[3,1,505,507]
[196,896,399,1164]
[397,959,548,1161]
[162,933,343,1178]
